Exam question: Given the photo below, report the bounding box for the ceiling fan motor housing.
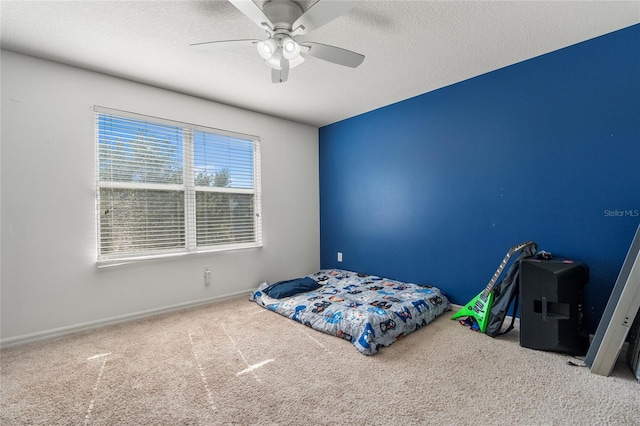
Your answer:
[263,0,304,32]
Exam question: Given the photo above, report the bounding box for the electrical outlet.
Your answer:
[337,252,343,262]
[204,267,211,286]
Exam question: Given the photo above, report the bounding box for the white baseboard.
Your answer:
[0,290,251,349]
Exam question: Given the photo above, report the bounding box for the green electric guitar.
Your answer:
[451,241,536,332]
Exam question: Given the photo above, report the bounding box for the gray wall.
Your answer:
[1,50,320,344]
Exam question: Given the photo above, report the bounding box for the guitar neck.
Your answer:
[480,241,534,297]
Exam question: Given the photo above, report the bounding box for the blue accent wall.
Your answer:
[319,24,640,332]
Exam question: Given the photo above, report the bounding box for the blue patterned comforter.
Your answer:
[249,269,450,355]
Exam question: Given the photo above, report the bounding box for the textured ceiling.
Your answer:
[1,1,639,127]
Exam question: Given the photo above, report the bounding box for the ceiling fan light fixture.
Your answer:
[264,52,304,70]
[289,54,305,68]
[282,37,301,60]
[257,38,277,60]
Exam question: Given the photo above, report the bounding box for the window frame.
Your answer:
[95,106,262,267]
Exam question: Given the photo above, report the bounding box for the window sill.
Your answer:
[96,243,263,268]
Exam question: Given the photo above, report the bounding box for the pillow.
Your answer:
[262,277,321,299]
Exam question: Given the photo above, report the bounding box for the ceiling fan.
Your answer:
[191,0,365,83]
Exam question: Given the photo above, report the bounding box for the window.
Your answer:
[95,107,261,265]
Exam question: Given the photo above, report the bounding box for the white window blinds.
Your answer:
[95,107,262,265]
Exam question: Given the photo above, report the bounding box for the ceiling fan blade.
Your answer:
[292,1,359,35]
[280,57,290,81]
[190,39,260,51]
[228,0,274,31]
[302,42,365,68]
[271,57,290,83]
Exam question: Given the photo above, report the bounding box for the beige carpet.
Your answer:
[1,296,638,425]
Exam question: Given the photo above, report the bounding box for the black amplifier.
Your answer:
[519,257,589,355]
